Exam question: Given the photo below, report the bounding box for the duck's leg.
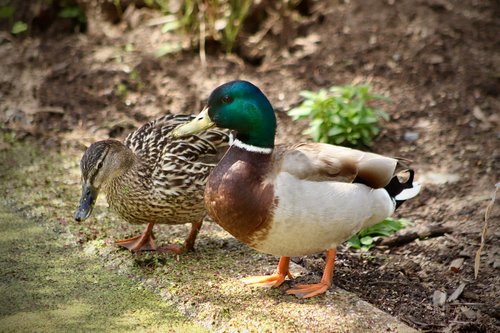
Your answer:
[241,256,293,288]
[157,220,203,254]
[115,223,157,252]
[286,248,336,299]
[184,220,203,251]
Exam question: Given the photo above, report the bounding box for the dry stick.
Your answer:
[198,0,206,67]
[474,182,499,279]
[379,224,453,247]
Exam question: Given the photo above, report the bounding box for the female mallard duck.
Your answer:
[172,80,421,298]
[74,114,230,253]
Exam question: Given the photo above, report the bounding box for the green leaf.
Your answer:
[11,21,27,34]
[305,118,323,141]
[362,115,378,124]
[154,42,182,57]
[287,106,311,119]
[161,20,181,33]
[299,90,318,100]
[360,236,374,246]
[327,127,344,137]
[334,136,346,145]
[347,235,361,249]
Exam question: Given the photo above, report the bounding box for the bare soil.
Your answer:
[1,0,498,332]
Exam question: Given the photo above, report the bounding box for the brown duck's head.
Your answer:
[74,139,134,222]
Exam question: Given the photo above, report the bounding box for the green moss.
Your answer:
[0,201,205,332]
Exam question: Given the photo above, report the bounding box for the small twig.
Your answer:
[474,182,499,279]
[368,280,409,285]
[449,302,485,306]
[379,224,453,247]
[402,315,446,328]
[443,233,461,244]
[198,0,206,67]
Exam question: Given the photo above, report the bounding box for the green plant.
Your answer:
[58,5,86,24]
[0,3,14,20]
[347,217,412,251]
[221,0,253,53]
[288,84,389,147]
[11,20,27,34]
[147,0,252,54]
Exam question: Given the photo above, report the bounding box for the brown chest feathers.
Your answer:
[205,146,278,245]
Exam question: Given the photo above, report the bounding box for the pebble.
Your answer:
[404,131,419,142]
[432,290,447,306]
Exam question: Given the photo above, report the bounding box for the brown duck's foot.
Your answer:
[156,220,204,254]
[156,243,185,254]
[184,220,203,252]
[115,223,156,252]
[286,248,337,299]
[241,256,292,288]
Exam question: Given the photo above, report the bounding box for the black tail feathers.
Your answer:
[385,170,421,209]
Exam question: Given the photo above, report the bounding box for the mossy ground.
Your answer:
[0,137,415,332]
[0,194,205,332]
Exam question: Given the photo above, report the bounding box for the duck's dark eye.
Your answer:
[221,95,232,104]
[97,162,103,169]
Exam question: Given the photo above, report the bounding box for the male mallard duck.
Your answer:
[74,114,230,253]
[172,80,421,298]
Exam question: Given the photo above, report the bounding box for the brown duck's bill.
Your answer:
[170,107,215,138]
[74,183,97,222]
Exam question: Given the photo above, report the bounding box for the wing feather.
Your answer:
[276,143,398,188]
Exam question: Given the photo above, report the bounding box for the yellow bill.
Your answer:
[171,107,215,138]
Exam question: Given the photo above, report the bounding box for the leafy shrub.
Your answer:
[347,218,412,251]
[288,84,389,147]
[0,0,86,35]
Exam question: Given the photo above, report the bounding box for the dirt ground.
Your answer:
[1,0,499,332]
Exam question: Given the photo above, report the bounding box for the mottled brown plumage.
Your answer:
[74,114,230,252]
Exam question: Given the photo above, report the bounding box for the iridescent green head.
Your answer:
[173,81,277,148]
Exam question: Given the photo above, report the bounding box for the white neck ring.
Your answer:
[232,138,273,154]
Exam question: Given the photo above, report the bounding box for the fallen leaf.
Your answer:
[449,258,464,273]
[448,282,466,302]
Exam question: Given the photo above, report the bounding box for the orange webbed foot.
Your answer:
[115,223,156,252]
[115,234,157,252]
[241,272,292,288]
[286,248,337,299]
[286,282,330,298]
[241,256,292,288]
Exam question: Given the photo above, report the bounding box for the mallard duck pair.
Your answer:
[74,114,230,253]
[172,80,421,298]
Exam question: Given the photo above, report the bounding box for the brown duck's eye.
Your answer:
[221,95,233,104]
[97,162,104,169]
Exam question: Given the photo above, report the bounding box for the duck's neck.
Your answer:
[103,148,139,195]
[232,138,273,155]
[233,104,276,149]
